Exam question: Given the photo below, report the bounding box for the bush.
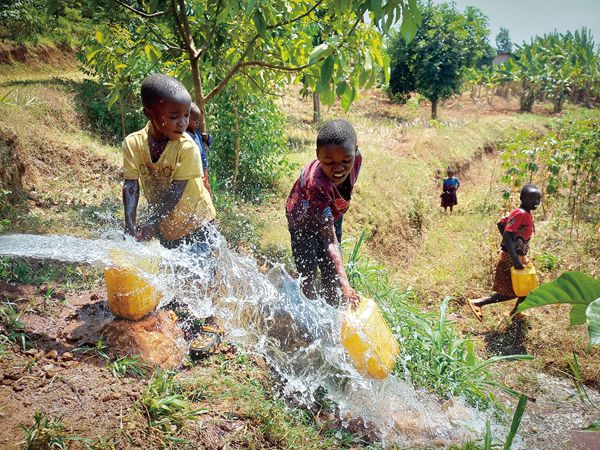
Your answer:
[207,91,291,201]
[74,79,145,145]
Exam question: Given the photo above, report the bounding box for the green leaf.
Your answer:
[317,55,335,93]
[586,298,600,345]
[400,4,417,42]
[95,30,104,45]
[309,43,329,65]
[370,0,383,20]
[408,0,422,24]
[516,272,600,317]
[503,394,528,450]
[253,9,267,40]
[320,83,335,105]
[246,0,256,16]
[570,304,587,326]
[340,85,356,111]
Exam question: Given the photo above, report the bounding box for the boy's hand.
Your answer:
[135,223,157,241]
[513,259,525,270]
[342,286,360,310]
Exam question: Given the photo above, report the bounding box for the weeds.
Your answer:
[20,411,90,450]
[535,252,561,271]
[140,370,207,432]
[563,351,595,407]
[107,355,149,378]
[0,302,30,350]
[74,337,148,378]
[0,257,100,290]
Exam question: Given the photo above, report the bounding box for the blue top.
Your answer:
[443,176,460,191]
[186,129,209,172]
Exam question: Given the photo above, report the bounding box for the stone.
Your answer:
[61,352,73,361]
[101,310,186,370]
[45,349,58,360]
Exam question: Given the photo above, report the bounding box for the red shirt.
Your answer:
[501,208,534,255]
[286,150,362,230]
[504,208,534,241]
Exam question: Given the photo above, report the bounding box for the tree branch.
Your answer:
[267,0,324,30]
[205,59,314,102]
[112,0,165,18]
[240,69,285,97]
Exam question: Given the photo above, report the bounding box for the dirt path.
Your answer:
[400,149,600,449]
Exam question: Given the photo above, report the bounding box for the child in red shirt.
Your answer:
[286,119,361,307]
[468,184,542,321]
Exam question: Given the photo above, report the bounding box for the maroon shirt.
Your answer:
[286,150,362,230]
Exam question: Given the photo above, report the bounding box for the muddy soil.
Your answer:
[0,282,140,448]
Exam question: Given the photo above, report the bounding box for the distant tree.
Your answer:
[388,2,490,119]
[496,27,513,53]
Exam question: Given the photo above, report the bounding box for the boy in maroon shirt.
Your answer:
[468,184,542,321]
[286,119,361,307]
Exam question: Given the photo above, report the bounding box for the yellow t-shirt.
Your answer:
[123,122,216,241]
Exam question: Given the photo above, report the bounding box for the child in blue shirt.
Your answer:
[441,167,460,213]
[186,102,213,198]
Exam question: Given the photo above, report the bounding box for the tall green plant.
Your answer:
[207,90,291,200]
[345,235,532,409]
[501,28,599,112]
[516,272,600,347]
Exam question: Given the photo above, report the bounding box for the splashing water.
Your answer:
[0,231,497,447]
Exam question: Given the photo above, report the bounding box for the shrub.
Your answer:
[207,91,291,201]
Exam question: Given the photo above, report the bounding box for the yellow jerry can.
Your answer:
[104,246,162,321]
[341,296,400,380]
[511,263,538,297]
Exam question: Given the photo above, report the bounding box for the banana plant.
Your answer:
[516,272,600,348]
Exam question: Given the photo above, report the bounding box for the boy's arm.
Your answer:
[502,232,524,270]
[321,221,360,307]
[137,180,188,241]
[123,180,140,237]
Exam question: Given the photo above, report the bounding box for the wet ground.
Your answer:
[1,281,599,449]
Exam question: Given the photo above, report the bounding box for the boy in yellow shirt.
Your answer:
[122,74,216,249]
[122,74,220,356]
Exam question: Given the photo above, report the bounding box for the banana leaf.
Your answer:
[516,272,600,346]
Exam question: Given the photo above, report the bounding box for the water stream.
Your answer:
[0,231,498,447]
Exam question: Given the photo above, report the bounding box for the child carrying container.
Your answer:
[286,119,361,308]
[468,184,542,322]
[121,73,221,355]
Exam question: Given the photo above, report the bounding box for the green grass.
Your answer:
[140,370,208,433]
[0,258,101,290]
[20,411,90,450]
[346,234,532,410]
[0,302,30,350]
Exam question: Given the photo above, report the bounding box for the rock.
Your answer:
[61,352,73,361]
[25,348,38,356]
[45,349,58,360]
[101,310,186,370]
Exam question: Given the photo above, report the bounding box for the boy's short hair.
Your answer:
[520,184,541,197]
[141,74,190,108]
[190,102,201,117]
[316,119,357,151]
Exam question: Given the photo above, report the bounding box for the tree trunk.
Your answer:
[312,91,321,124]
[119,100,126,140]
[232,100,241,192]
[583,80,591,108]
[431,98,438,120]
[190,57,207,133]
